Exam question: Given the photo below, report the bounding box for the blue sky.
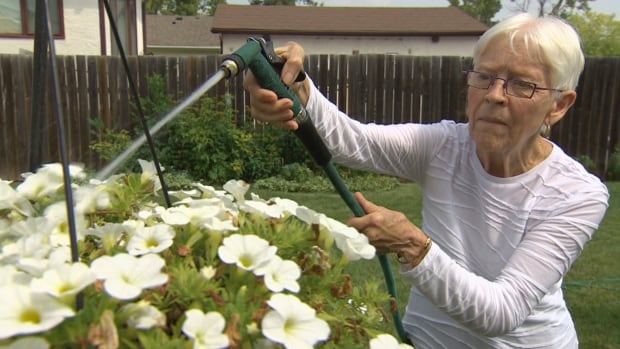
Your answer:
[226,0,620,20]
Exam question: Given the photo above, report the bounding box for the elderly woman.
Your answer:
[244,13,609,349]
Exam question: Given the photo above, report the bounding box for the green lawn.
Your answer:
[252,181,620,348]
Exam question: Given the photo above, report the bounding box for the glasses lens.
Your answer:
[468,71,492,89]
[507,80,536,98]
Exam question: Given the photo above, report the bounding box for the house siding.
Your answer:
[0,0,144,56]
[221,34,478,56]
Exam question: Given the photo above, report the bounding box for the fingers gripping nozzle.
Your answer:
[222,37,331,167]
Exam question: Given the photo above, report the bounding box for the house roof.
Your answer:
[146,15,220,47]
[211,4,488,36]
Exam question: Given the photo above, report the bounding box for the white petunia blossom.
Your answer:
[43,201,87,247]
[319,215,376,261]
[0,265,31,286]
[83,222,129,251]
[126,223,175,256]
[217,234,277,273]
[294,206,321,225]
[0,336,50,349]
[200,266,216,281]
[223,179,249,202]
[261,293,330,349]
[182,309,229,349]
[238,200,284,219]
[0,285,75,340]
[138,159,163,192]
[30,262,96,298]
[120,300,166,330]
[369,334,414,349]
[90,253,168,300]
[255,255,301,293]
[0,180,34,216]
[16,163,85,201]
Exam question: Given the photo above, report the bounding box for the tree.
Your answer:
[568,12,620,56]
[145,0,202,15]
[448,0,501,26]
[508,0,590,18]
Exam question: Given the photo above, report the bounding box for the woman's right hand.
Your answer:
[243,41,309,131]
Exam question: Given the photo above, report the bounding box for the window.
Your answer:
[0,0,64,37]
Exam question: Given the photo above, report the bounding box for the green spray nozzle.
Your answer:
[222,37,331,166]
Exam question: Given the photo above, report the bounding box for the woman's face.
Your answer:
[466,37,559,158]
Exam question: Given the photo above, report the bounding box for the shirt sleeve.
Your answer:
[304,78,448,182]
[401,190,609,336]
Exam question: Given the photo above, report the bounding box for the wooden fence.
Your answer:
[1,54,619,180]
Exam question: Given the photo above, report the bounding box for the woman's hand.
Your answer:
[348,192,429,263]
[243,41,309,131]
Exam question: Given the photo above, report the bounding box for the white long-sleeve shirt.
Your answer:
[304,79,609,348]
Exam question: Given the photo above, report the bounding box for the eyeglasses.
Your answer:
[463,70,564,99]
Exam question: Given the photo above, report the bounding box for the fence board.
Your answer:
[1,54,619,180]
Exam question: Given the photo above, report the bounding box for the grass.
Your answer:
[252,181,620,348]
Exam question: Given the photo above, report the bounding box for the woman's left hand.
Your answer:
[347,192,427,256]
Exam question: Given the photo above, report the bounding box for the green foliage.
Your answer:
[508,0,591,18]
[448,0,501,26]
[158,95,291,184]
[568,12,620,56]
[574,154,596,174]
[253,163,400,192]
[89,117,132,161]
[145,0,211,15]
[607,144,620,180]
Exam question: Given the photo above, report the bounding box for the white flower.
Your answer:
[239,200,284,219]
[138,159,163,192]
[0,336,50,349]
[193,183,227,199]
[0,265,31,286]
[83,222,129,250]
[120,300,166,330]
[0,180,34,216]
[16,163,84,201]
[90,253,168,300]
[217,234,277,273]
[200,266,217,280]
[255,255,301,293]
[182,309,229,349]
[335,233,376,261]
[30,262,96,298]
[73,185,110,215]
[126,223,175,256]
[223,179,249,202]
[295,206,321,225]
[43,201,87,247]
[369,334,414,349]
[272,197,300,216]
[0,285,75,340]
[319,215,375,261]
[168,188,201,200]
[261,293,330,349]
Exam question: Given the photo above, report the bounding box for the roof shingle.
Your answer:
[211,4,488,36]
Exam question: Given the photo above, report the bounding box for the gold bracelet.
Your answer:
[396,236,432,268]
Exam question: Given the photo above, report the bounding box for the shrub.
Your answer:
[607,144,620,180]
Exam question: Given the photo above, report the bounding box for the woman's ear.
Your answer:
[549,90,577,125]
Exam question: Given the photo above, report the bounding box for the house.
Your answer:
[0,0,144,55]
[145,15,220,55]
[211,4,488,56]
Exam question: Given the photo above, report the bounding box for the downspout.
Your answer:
[142,0,147,55]
[99,0,106,55]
